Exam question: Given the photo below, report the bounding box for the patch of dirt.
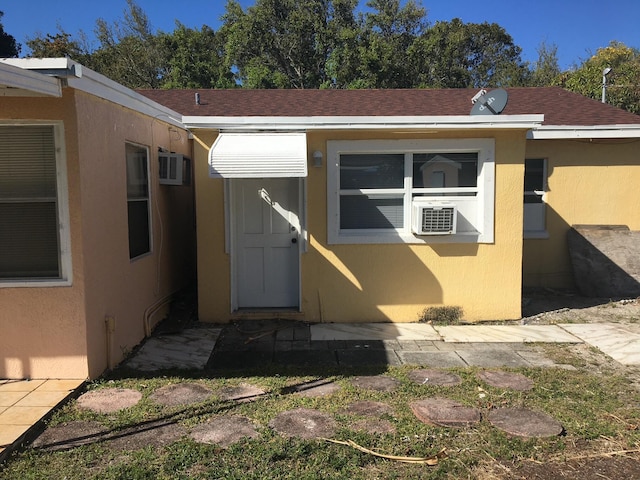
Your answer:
[521,291,640,326]
[217,383,267,403]
[269,408,337,439]
[149,382,213,407]
[76,388,142,414]
[410,397,481,428]
[105,419,187,452]
[477,371,534,391]
[284,379,341,398]
[350,418,396,435]
[31,421,107,451]
[407,369,462,387]
[487,408,563,439]
[351,375,400,392]
[190,415,259,448]
[342,400,393,417]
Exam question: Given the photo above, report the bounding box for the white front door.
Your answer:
[232,178,301,309]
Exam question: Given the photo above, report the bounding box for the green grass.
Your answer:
[2,362,639,480]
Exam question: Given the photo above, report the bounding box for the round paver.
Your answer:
[351,375,400,392]
[290,379,341,398]
[190,415,260,448]
[269,408,337,439]
[488,408,563,438]
[77,388,142,414]
[32,421,107,451]
[107,420,188,451]
[149,383,213,407]
[343,400,393,417]
[351,418,396,435]
[410,397,481,428]
[477,371,534,391]
[408,369,462,387]
[218,383,267,403]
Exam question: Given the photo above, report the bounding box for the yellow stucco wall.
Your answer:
[194,129,527,323]
[523,139,640,288]
[0,89,195,379]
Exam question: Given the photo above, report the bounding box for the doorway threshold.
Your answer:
[231,308,305,321]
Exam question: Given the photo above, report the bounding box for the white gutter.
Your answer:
[0,61,62,97]
[1,58,184,129]
[528,125,640,139]
[183,114,544,131]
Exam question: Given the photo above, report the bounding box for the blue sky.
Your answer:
[2,0,639,70]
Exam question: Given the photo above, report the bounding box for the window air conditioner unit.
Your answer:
[412,200,457,235]
[159,153,190,185]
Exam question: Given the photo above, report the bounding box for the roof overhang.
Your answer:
[527,125,640,139]
[209,132,308,178]
[0,61,62,97]
[185,114,544,131]
[1,58,184,129]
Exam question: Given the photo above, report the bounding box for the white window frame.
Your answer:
[327,139,495,244]
[0,121,72,287]
[125,142,153,260]
[523,158,549,239]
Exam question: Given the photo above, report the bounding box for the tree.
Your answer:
[26,30,89,61]
[353,0,427,88]
[529,41,561,86]
[159,23,235,89]
[223,0,359,88]
[556,41,640,114]
[409,19,528,88]
[0,11,20,57]
[88,0,167,88]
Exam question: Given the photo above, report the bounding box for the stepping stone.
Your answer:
[190,415,259,448]
[343,400,393,417]
[477,371,534,391]
[77,388,142,414]
[350,375,400,392]
[410,397,481,428]
[32,421,107,451]
[269,408,337,439]
[149,383,213,406]
[285,379,341,398]
[488,408,563,438]
[107,420,187,451]
[408,369,462,387]
[217,383,267,403]
[351,418,396,435]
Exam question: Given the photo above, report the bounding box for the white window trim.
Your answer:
[126,142,153,261]
[327,139,495,244]
[0,121,73,288]
[523,158,549,239]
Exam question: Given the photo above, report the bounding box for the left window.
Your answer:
[126,143,151,259]
[0,123,71,284]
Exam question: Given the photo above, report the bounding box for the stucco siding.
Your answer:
[523,139,640,288]
[195,129,526,323]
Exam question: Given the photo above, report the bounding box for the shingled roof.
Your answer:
[138,87,640,127]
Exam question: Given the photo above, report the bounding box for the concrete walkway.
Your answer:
[2,320,640,464]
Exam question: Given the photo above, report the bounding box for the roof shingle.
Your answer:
[138,87,640,127]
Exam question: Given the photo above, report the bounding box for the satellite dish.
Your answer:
[470,88,508,115]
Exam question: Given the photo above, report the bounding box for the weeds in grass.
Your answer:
[418,306,464,325]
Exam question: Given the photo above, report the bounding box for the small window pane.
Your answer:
[340,154,404,189]
[128,200,150,258]
[340,195,403,229]
[126,143,150,259]
[524,159,544,192]
[413,153,478,188]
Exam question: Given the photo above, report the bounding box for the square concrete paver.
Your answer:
[559,323,640,365]
[14,391,71,408]
[0,392,28,407]
[0,406,52,425]
[455,349,531,368]
[311,323,441,341]
[0,380,45,392]
[336,349,401,367]
[395,351,467,367]
[436,325,582,343]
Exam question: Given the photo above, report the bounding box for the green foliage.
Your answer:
[26,30,90,62]
[529,41,561,86]
[555,41,640,113]
[0,11,20,57]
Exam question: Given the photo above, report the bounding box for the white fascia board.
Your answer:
[528,125,640,139]
[0,61,62,97]
[2,58,183,128]
[183,114,544,131]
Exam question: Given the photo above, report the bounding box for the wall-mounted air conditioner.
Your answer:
[159,153,190,186]
[412,199,457,235]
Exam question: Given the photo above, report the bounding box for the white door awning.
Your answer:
[209,132,308,178]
